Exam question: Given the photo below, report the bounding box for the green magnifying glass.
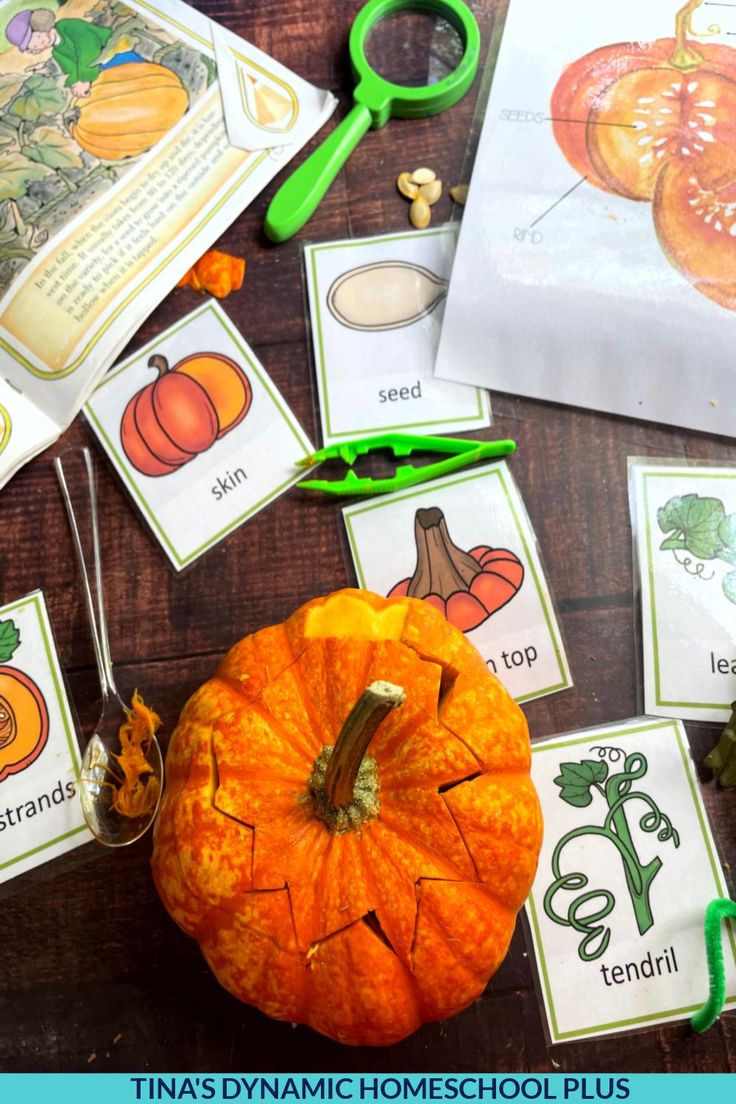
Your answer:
[264,0,480,243]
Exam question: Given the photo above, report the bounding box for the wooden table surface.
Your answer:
[1,0,735,1075]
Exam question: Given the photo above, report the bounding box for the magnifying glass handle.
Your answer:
[265,103,373,243]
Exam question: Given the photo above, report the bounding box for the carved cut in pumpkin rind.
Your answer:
[152,590,542,1046]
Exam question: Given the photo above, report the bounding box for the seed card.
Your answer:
[342,462,571,703]
[630,459,736,722]
[304,227,490,446]
[0,591,89,886]
[84,301,313,570]
[526,717,736,1044]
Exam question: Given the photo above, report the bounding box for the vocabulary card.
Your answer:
[84,301,313,570]
[343,462,571,703]
[630,459,736,723]
[304,227,490,445]
[0,591,89,886]
[526,717,736,1043]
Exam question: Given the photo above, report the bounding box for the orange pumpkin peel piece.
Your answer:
[176,250,246,299]
[152,589,543,1046]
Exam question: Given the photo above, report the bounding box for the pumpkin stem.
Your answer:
[407,507,480,601]
[670,0,716,71]
[324,681,405,808]
[148,354,170,378]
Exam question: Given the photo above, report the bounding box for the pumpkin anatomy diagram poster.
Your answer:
[343,463,572,704]
[436,0,736,437]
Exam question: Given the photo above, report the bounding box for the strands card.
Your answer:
[435,0,736,436]
[84,301,313,570]
[342,462,571,704]
[0,591,89,885]
[304,227,490,446]
[526,717,736,1043]
[630,459,736,722]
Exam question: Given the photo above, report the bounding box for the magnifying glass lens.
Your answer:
[364,10,465,87]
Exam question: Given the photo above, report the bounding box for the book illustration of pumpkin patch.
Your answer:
[0,404,10,457]
[551,0,736,309]
[388,507,524,633]
[0,619,49,784]
[120,350,252,477]
[152,589,543,1046]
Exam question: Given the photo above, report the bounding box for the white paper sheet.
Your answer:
[435,0,736,437]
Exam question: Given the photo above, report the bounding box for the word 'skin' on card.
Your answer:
[342,462,571,703]
[84,302,313,571]
[0,592,89,885]
[526,717,736,1044]
[303,227,490,446]
[629,459,736,723]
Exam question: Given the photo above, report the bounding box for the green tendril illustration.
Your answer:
[543,751,680,961]
[658,493,736,605]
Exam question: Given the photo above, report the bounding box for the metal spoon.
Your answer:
[55,447,163,847]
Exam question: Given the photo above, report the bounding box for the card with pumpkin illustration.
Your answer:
[0,590,89,886]
[630,458,736,723]
[303,227,490,446]
[83,300,314,570]
[435,0,736,437]
[526,717,736,1043]
[343,462,572,704]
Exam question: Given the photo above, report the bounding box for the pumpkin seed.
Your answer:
[397,171,419,200]
[411,167,436,185]
[450,184,469,206]
[409,197,431,229]
[419,179,442,206]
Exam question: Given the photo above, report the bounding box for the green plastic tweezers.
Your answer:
[295,432,516,496]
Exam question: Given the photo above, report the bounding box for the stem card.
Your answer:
[84,301,313,570]
[304,228,490,446]
[342,462,571,704]
[526,717,736,1044]
[434,0,736,436]
[630,460,736,722]
[0,591,89,885]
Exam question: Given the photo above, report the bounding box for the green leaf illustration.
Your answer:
[658,494,726,560]
[718,513,736,553]
[0,151,52,202]
[723,572,736,605]
[23,126,83,170]
[0,73,24,112]
[8,75,67,123]
[553,759,608,807]
[0,619,20,663]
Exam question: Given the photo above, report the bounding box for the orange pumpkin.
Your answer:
[0,666,49,783]
[70,62,188,161]
[152,588,542,1046]
[120,351,252,478]
[551,0,736,308]
[388,507,524,633]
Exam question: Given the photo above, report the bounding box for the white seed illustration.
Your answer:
[326,261,448,331]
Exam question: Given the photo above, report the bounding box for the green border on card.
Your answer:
[0,592,87,874]
[642,470,736,713]
[527,718,736,1042]
[343,465,571,703]
[307,228,487,439]
[84,302,311,570]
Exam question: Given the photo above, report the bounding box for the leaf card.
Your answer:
[526,717,736,1043]
[342,462,571,704]
[630,459,736,722]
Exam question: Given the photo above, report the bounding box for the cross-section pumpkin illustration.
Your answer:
[152,589,542,1046]
[551,0,736,309]
[0,619,49,784]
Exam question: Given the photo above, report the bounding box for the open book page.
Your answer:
[0,0,336,488]
[0,378,58,483]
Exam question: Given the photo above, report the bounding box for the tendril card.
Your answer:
[526,717,736,1044]
[630,459,736,722]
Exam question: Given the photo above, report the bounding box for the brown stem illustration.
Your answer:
[406,508,481,600]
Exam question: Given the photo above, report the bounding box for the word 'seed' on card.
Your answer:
[304,228,490,445]
[630,459,736,722]
[526,718,736,1044]
[343,462,571,703]
[0,592,89,885]
[84,302,313,570]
